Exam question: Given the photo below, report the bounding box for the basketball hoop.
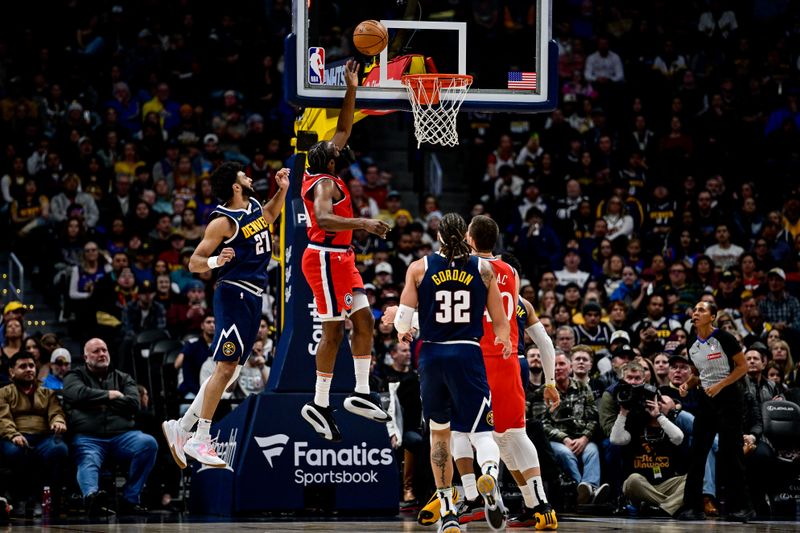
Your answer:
[401,74,473,148]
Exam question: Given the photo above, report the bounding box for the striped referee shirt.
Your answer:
[687,329,742,389]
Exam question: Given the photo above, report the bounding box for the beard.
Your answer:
[241,184,258,201]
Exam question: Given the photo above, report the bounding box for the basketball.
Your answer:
[353,20,388,56]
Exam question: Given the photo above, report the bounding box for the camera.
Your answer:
[615,382,660,411]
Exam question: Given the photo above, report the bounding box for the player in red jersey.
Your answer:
[451,215,560,530]
[300,60,392,441]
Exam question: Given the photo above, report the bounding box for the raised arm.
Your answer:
[261,167,290,224]
[313,179,389,237]
[189,216,235,273]
[330,60,359,150]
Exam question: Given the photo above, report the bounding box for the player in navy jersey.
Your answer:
[393,213,511,533]
[161,162,290,468]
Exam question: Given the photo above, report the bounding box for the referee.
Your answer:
[675,301,754,522]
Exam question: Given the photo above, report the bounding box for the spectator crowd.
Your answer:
[0,0,799,522]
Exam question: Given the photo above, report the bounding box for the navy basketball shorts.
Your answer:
[211,282,263,364]
[518,354,530,390]
[418,341,493,433]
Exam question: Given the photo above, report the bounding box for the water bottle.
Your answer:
[41,486,51,517]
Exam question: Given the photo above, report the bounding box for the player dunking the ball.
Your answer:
[393,213,511,533]
[300,59,393,441]
[161,162,290,467]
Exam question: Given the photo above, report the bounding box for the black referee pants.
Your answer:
[683,385,751,513]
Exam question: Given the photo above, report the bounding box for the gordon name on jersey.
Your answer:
[430,269,475,286]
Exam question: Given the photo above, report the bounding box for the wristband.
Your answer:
[207,256,220,269]
[544,383,556,389]
[394,304,415,334]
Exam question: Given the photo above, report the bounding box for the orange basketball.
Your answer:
[353,20,388,56]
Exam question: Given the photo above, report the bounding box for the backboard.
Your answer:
[285,0,558,113]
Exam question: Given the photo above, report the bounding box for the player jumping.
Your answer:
[162,162,290,467]
[300,59,392,441]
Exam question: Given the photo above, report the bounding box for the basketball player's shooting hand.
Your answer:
[344,60,359,88]
[363,219,390,239]
[275,168,291,190]
[543,386,560,412]
[218,247,235,266]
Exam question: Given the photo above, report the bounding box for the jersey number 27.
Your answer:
[254,231,270,255]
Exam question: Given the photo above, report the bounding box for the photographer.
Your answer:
[609,362,686,516]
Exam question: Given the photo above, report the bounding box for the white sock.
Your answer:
[527,475,547,505]
[461,473,479,501]
[520,484,535,508]
[437,486,456,516]
[315,371,333,407]
[353,356,370,394]
[196,418,212,440]
[179,377,209,432]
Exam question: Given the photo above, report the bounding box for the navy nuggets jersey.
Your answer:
[210,197,271,291]
[418,254,487,343]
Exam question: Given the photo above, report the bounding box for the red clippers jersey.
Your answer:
[301,172,354,247]
[480,257,519,357]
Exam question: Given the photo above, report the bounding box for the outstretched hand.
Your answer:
[344,60,360,88]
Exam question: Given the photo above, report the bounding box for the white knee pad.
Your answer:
[451,431,473,460]
[494,431,517,471]
[468,431,500,469]
[226,365,242,388]
[506,427,540,473]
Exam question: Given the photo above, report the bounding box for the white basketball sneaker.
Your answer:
[477,473,508,531]
[343,392,392,423]
[183,435,227,468]
[161,419,190,469]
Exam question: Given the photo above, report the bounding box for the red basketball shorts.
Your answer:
[483,354,526,433]
[302,244,365,320]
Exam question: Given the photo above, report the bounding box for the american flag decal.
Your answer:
[507,71,537,90]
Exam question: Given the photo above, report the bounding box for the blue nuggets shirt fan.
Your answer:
[417,254,494,433]
[210,197,270,364]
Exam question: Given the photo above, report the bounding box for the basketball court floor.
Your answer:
[7,515,799,532]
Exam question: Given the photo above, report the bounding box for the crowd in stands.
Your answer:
[0,0,798,521]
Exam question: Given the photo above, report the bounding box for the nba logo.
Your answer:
[308,47,325,85]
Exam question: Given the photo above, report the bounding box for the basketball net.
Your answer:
[401,74,473,148]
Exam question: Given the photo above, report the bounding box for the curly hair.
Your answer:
[210,162,242,201]
[438,213,472,266]
[307,141,336,174]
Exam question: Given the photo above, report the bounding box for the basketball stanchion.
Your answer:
[401,74,473,148]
